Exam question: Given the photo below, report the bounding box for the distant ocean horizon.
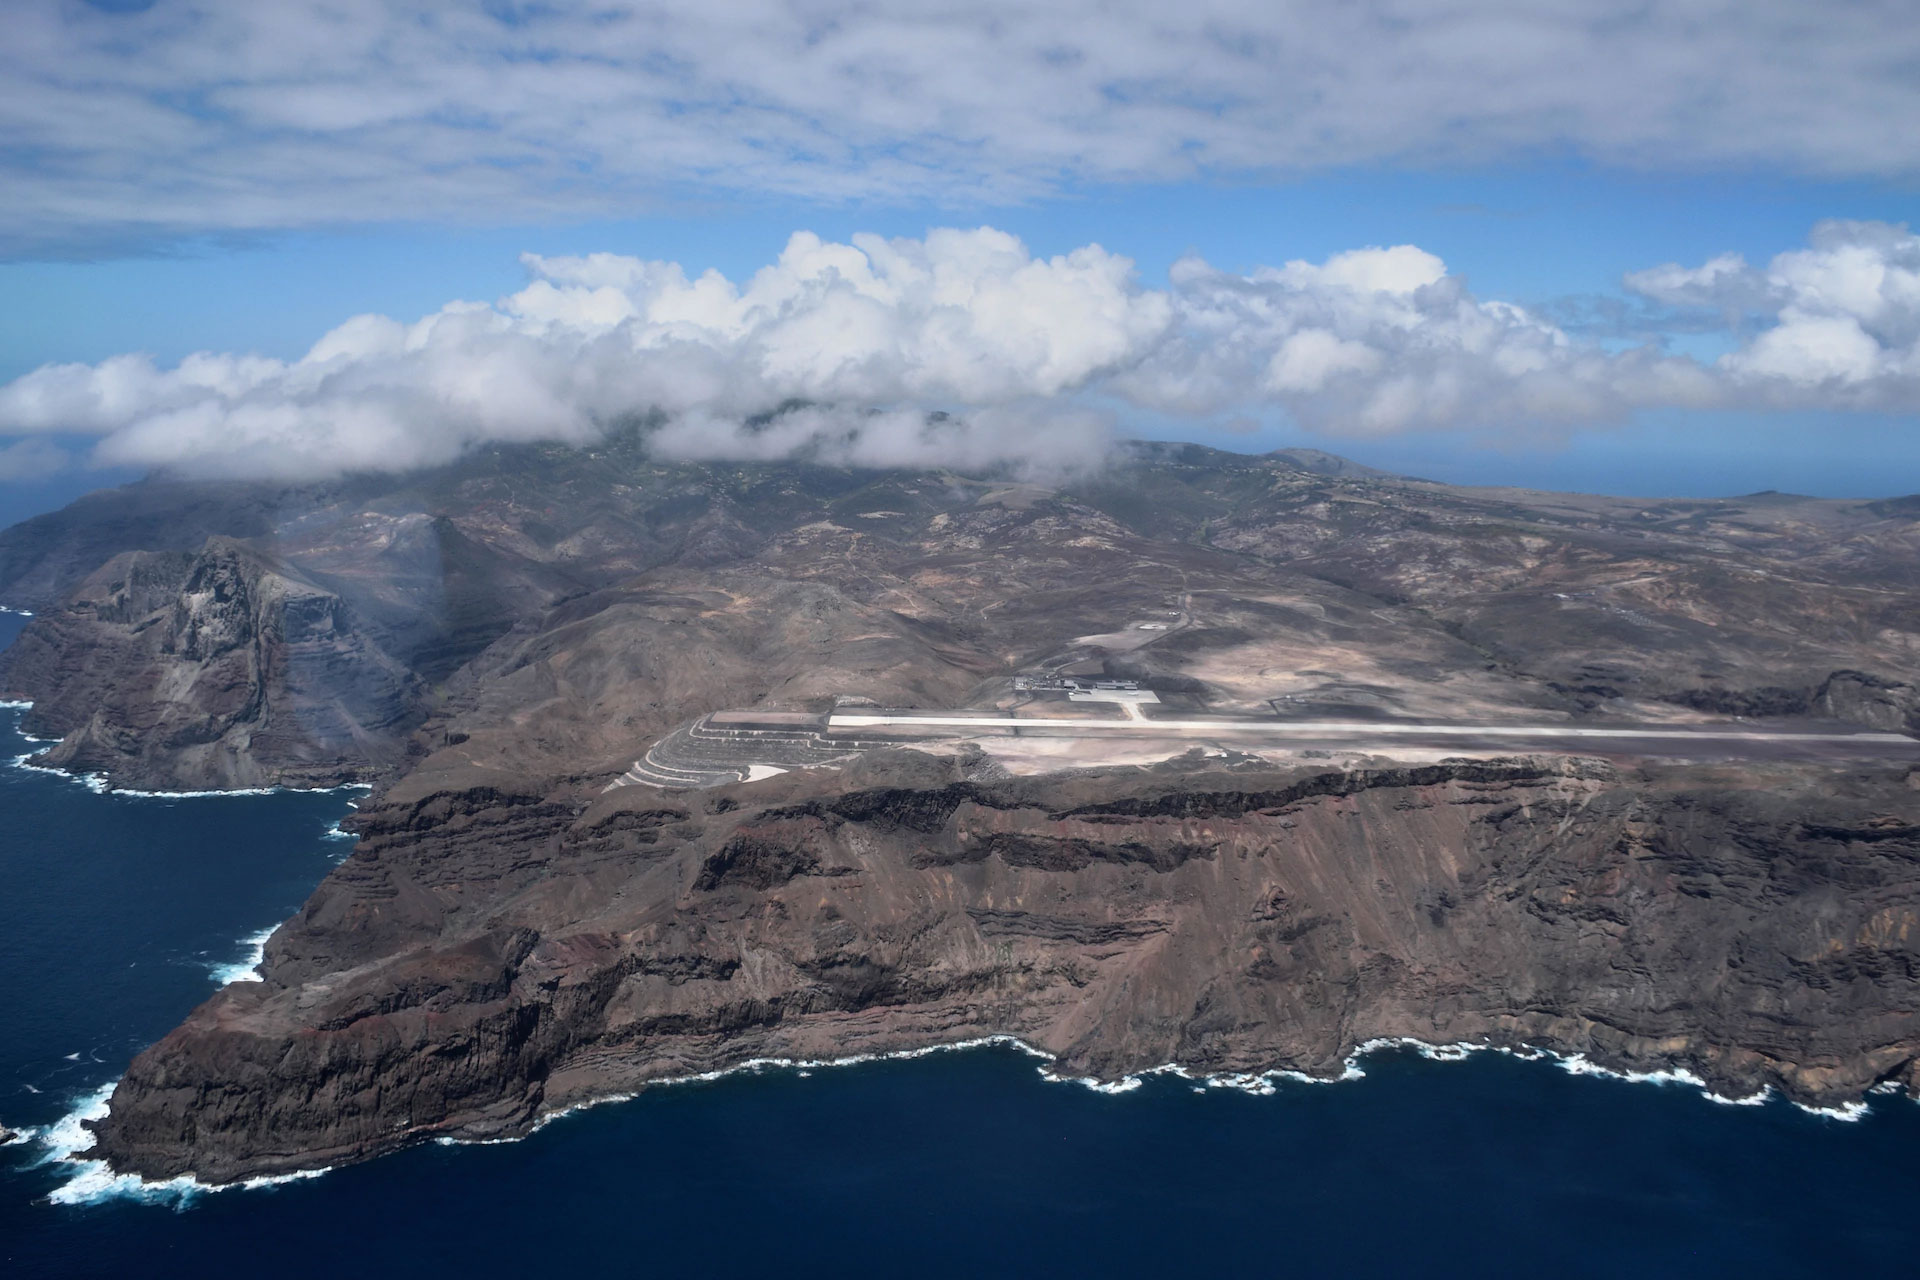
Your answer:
[4,608,1919,1278]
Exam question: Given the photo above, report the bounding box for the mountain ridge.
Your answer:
[2,439,1917,1185]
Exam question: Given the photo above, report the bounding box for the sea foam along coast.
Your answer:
[26,903,361,1207]
[4,709,372,802]
[4,701,109,792]
[1148,1037,1881,1120]
[32,1084,328,1207]
[6,690,378,800]
[451,1032,1906,1150]
[33,1028,1906,1207]
[205,926,277,986]
[503,1033,1902,1132]
[0,752,367,1205]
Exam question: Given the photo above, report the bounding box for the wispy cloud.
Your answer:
[6,1,1920,254]
[2,221,1915,479]
[0,437,71,482]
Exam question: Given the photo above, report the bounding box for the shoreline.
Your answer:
[5,667,1907,1206]
[29,1031,1909,1208]
[205,927,277,986]
[6,699,372,799]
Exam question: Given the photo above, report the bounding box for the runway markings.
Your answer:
[826,713,1915,744]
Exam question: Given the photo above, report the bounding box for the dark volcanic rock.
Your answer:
[8,441,1920,1184]
[1,539,420,789]
[90,754,1920,1185]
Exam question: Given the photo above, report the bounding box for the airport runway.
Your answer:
[825,712,1920,761]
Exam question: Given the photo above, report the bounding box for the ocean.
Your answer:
[3,607,1918,1278]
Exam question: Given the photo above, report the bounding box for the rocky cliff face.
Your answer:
[6,442,1919,1185]
[92,752,1920,1184]
[1,539,420,788]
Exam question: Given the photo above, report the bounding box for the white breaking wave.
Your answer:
[4,702,110,792]
[1058,1037,1873,1120]
[97,782,373,800]
[10,754,109,792]
[7,755,372,803]
[505,1035,1062,1139]
[45,1030,1907,1206]
[0,606,33,617]
[33,1082,328,1208]
[3,732,372,800]
[473,1031,1904,1135]
[1331,1038,1869,1120]
[6,700,379,802]
[206,927,276,986]
[112,786,284,799]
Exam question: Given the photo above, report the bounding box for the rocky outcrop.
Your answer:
[1660,670,1920,733]
[5,441,1918,1186]
[0,479,291,613]
[0,539,421,789]
[1815,670,1920,733]
[91,753,1920,1184]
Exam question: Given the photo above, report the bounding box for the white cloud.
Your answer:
[1114,246,1715,434]
[1635,220,1920,401]
[648,403,1116,474]
[3,221,1916,480]
[1623,253,1773,312]
[1266,331,1385,395]
[1730,315,1885,386]
[4,2,1919,252]
[0,228,1168,477]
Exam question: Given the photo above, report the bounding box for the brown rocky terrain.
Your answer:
[91,750,1920,1184]
[3,431,1919,1183]
[5,436,1916,792]
[5,539,420,788]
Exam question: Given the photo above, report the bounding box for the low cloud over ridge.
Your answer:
[3,222,1917,480]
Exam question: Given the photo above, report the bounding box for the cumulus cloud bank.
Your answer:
[0,228,1168,476]
[5,1,1920,252]
[1628,221,1920,402]
[2,221,1916,479]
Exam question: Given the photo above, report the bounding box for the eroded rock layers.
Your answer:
[93,751,1920,1184]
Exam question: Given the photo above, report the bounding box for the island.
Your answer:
[3,434,1916,1184]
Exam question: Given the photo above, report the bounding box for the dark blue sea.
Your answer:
[3,609,1918,1278]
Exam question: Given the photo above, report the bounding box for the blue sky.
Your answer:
[2,1,1918,512]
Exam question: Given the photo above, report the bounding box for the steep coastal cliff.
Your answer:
[92,752,1920,1184]
[3,442,1917,1186]
[1,539,420,789]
